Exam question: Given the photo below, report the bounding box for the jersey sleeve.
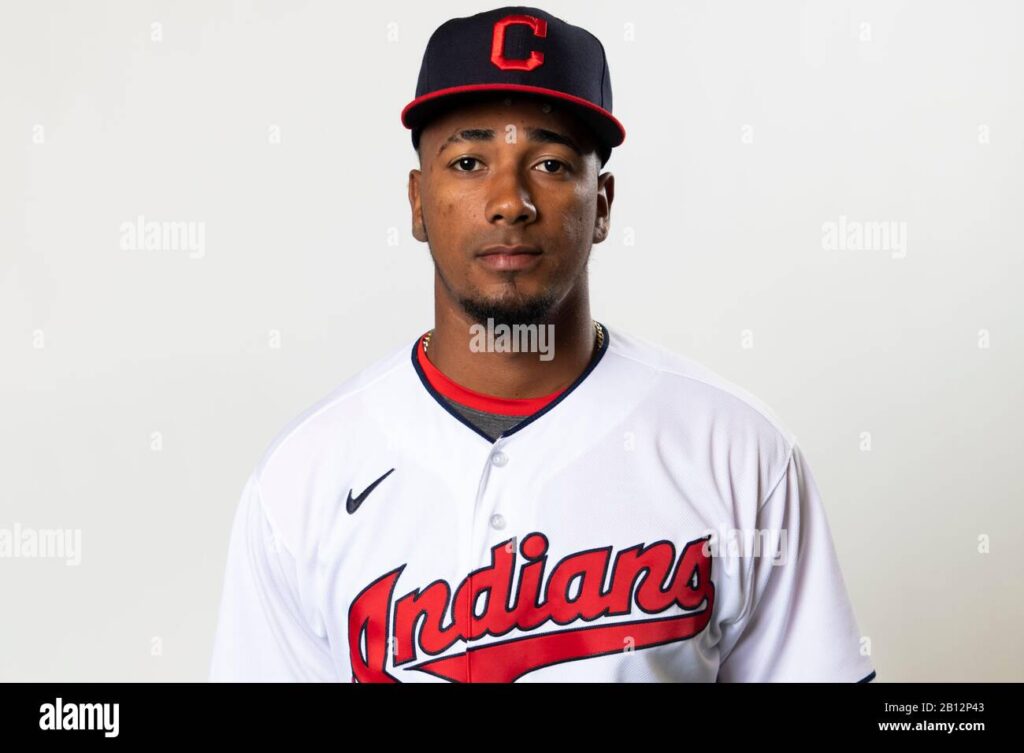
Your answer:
[208,472,340,682]
[716,444,876,682]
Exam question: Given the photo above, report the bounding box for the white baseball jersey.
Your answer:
[209,323,876,683]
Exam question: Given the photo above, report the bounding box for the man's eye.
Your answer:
[450,157,569,174]
[452,157,482,172]
[536,159,568,174]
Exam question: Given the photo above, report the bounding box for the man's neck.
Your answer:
[427,296,597,400]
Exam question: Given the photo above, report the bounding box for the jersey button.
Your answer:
[490,513,506,530]
[491,451,508,467]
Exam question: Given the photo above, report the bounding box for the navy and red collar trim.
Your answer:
[411,322,609,443]
[415,332,566,416]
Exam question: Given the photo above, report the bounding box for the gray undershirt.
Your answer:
[428,324,602,440]
[438,396,527,441]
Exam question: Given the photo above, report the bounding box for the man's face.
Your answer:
[408,94,614,328]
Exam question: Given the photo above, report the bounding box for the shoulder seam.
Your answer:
[609,344,795,450]
[728,441,797,639]
[250,472,293,561]
[607,334,797,513]
[756,442,797,515]
[254,345,410,478]
[247,472,337,672]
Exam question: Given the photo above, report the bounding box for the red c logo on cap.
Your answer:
[491,14,547,71]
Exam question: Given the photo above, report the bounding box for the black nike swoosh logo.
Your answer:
[346,468,395,514]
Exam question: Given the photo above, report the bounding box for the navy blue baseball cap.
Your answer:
[401,6,626,167]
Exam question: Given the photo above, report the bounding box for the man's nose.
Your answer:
[485,168,538,225]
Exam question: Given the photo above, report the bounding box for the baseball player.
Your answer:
[209,6,876,683]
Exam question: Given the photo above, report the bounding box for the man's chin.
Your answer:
[456,293,557,328]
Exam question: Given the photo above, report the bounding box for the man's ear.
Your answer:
[592,171,615,244]
[408,168,428,242]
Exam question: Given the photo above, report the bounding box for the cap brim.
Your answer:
[402,83,625,158]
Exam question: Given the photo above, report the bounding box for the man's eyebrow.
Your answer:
[525,126,583,157]
[437,128,495,157]
[435,126,584,158]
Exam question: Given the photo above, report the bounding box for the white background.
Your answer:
[1,0,1021,681]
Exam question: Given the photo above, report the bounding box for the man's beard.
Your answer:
[431,253,560,327]
[455,285,558,328]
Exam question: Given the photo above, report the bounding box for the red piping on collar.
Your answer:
[416,331,565,417]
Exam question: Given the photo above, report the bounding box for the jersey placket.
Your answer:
[461,435,513,683]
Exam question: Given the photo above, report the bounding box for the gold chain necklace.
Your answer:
[423,320,603,355]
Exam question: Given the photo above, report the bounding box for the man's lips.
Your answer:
[475,244,542,272]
